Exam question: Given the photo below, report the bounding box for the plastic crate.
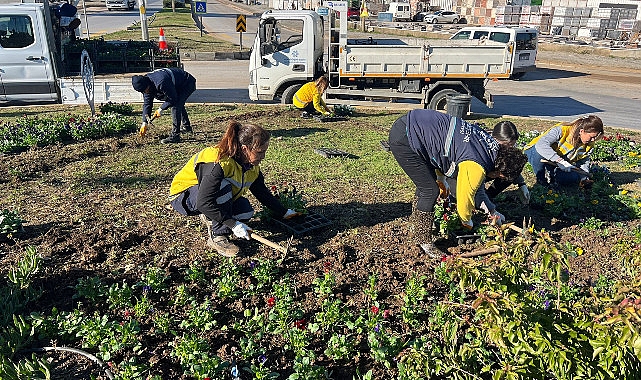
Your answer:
[272,212,332,236]
[314,148,351,158]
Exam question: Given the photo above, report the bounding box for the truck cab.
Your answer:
[248,10,324,103]
[0,4,59,102]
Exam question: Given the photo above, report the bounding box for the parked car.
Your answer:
[423,10,460,24]
[347,7,360,21]
[105,0,135,10]
[413,11,431,22]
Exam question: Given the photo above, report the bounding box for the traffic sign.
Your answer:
[195,1,207,13]
[236,14,246,32]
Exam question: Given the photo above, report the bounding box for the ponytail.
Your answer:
[216,120,270,160]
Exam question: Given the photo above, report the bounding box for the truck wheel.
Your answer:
[281,84,302,104]
[429,89,460,111]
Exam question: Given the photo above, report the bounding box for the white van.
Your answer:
[451,26,538,79]
[387,2,412,22]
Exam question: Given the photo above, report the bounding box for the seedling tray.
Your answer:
[314,116,348,122]
[314,148,351,158]
[380,140,390,152]
[273,212,332,236]
[452,232,482,245]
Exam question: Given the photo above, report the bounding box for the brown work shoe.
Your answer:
[207,235,239,257]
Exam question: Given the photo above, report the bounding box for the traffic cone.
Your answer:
[158,28,168,51]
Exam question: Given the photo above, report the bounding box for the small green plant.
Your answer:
[215,258,240,298]
[0,209,24,234]
[73,276,107,302]
[259,183,307,220]
[99,101,134,115]
[333,104,355,117]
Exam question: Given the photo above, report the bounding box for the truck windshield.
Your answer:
[0,15,35,48]
[262,19,303,54]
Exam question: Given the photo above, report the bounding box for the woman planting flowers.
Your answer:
[167,120,300,257]
[524,115,603,188]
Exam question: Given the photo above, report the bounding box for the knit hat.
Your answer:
[132,75,151,92]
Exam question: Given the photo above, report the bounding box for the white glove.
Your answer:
[283,209,301,219]
[153,107,164,119]
[436,173,450,198]
[490,210,506,226]
[232,221,252,240]
[517,184,530,204]
[461,219,473,230]
[557,160,575,173]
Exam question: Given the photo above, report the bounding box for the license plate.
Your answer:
[519,53,530,61]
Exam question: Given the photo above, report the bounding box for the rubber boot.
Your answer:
[411,208,444,259]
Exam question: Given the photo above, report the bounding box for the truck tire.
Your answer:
[281,84,302,104]
[429,89,460,111]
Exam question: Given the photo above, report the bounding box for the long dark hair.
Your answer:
[494,145,527,182]
[216,120,270,160]
[492,121,519,144]
[564,115,603,146]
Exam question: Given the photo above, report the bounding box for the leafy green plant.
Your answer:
[0,209,24,235]
[333,104,355,117]
[99,101,134,115]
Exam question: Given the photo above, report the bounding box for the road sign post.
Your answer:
[195,1,207,37]
[236,14,246,51]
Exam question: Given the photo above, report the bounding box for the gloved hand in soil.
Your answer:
[557,159,576,173]
[139,121,148,137]
[517,184,530,204]
[283,209,302,219]
[436,173,450,199]
[232,221,252,240]
[489,210,506,226]
[153,107,164,119]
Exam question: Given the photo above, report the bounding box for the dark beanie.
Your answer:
[132,75,151,92]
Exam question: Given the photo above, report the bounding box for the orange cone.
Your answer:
[158,28,168,51]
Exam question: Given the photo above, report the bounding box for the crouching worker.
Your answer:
[293,76,332,118]
[168,120,299,257]
[388,109,527,257]
[524,115,603,188]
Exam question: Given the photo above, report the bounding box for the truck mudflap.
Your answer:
[59,77,143,104]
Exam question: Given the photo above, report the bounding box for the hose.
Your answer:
[28,346,115,380]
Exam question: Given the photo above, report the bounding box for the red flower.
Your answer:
[204,378,211,380]
[371,306,379,314]
[266,297,276,307]
[383,309,391,319]
[443,214,449,221]
[323,261,332,272]
[294,318,307,330]
[441,255,448,262]
[271,185,277,192]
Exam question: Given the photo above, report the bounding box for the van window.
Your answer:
[489,32,510,43]
[472,31,489,39]
[0,15,35,48]
[261,18,304,55]
[451,30,471,40]
[516,32,537,50]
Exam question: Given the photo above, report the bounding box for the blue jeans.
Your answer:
[525,148,581,186]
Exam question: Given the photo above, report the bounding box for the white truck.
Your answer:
[248,3,518,110]
[0,2,178,105]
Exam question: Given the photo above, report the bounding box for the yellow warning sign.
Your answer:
[236,14,246,32]
[360,2,369,17]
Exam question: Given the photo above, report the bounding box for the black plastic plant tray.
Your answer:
[273,212,332,236]
[452,232,482,245]
[314,148,351,158]
[380,140,390,152]
[314,116,348,122]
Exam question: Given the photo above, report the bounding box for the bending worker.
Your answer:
[293,76,332,118]
[388,109,527,257]
[167,120,299,257]
[524,115,603,187]
[132,67,197,144]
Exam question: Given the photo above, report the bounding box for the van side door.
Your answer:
[0,11,57,102]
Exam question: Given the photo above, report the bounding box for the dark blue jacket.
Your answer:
[406,109,499,177]
[142,68,194,119]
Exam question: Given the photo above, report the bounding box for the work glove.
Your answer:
[517,184,530,204]
[489,210,506,226]
[153,107,164,119]
[435,173,450,199]
[139,121,148,137]
[232,221,252,240]
[557,159,576,173]
[461,219,473,230]
[283,209,302,219]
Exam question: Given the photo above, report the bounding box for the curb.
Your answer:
[180,50,250,61]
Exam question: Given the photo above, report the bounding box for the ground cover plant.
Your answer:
[1,104,641,379]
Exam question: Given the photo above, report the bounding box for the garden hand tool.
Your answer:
[460,247,500,258]
[249,232,294,255]
[541,159,593,178]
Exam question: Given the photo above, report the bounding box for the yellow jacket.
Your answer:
[293,82,330,115]
[169,146,260,199]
